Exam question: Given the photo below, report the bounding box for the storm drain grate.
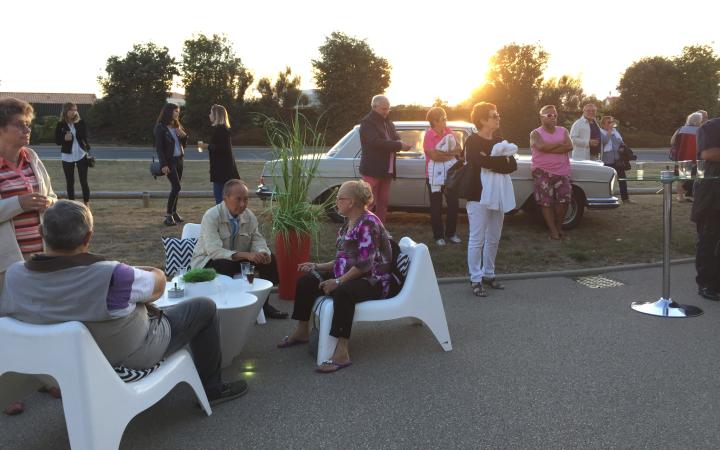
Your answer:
[573,275,625,289]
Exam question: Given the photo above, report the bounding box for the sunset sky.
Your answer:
[3,0,718,106]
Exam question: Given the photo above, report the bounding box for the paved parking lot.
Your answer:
[2,262,718,449]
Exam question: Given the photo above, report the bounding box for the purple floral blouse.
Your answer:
[333,211,394,298]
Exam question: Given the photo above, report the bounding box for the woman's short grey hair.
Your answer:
[42,200,93,251]
[686,112,703,127]
[341,180,373,208]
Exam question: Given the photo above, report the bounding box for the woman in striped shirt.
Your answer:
[0,97,57,415]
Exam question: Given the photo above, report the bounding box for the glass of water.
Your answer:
[240,262,251,281]
[678,160,693,179]
[197,140,204,152]
[696,160,705,179]
[636,162,645,180]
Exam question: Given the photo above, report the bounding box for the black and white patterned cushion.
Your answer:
[396,252,410,279]
[114,361,162,382]
[162,237,197,276]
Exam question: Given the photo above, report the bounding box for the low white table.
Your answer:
[156,275,263,367]
[231,276,274,325]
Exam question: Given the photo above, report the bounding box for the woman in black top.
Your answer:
[54,102,91,205]
[154,103,187,226]
[199,105,240,204]
[464,102,517,297]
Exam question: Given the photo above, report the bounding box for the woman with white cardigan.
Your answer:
[464,102,517,297]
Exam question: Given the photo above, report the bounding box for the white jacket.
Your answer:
[0,148,56,274]
[569,117,597,161]
[479,141,517,213]
[428,134,458,192]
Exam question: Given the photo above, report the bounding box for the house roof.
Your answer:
[0,92,97,105]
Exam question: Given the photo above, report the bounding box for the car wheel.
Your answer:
[562,186,585,230]
[315,187,343,223]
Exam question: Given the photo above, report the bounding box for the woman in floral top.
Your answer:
[277,180,397,373]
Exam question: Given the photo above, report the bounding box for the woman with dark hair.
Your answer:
[198,104,240,204]
[465,102,517,297]
[54,102,91,205]
[154,103,187,226]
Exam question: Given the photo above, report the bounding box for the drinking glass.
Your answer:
[197,140,204,152]
[678,160,692,179]
[240,262,251,281]
[246,265,256,284]
[636,162,644,180]
[696,160,705,179]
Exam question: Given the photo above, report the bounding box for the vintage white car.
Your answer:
[258,121,619,228]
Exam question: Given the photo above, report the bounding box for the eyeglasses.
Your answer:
[336,196,352,202]
[9,121,32,132]
[541,113,557,118]
[489,114,500,119]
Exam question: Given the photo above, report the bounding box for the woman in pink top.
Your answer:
[422,107,462,246]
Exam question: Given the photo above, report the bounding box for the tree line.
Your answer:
[78,32,719,147]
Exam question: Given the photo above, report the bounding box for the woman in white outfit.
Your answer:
[464,103,517,297]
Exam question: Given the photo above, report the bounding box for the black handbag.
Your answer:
[445,160,473,199]
[150,156,163,179]
[86,152,96,168]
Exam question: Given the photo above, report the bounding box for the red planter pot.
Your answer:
[275,231,312,300]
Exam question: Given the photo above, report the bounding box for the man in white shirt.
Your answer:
[570,103,601,160]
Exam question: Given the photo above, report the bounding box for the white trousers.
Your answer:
[466,201,504,282]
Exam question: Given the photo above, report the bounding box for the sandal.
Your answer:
[277,336,309,348]
[315,360,352,373]
[483,278,505,290]
[471,282,487,297]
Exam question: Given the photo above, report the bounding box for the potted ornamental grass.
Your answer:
[260,110,330,300]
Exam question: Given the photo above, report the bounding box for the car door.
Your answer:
[390,129,427,207]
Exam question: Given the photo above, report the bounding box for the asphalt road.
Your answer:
[4,262,720,449]
[32,145,671,162]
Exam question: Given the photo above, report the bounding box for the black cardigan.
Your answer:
[463,134,518,202]
[54,120,90,154]
[154,123,187,168]
[359,110,403,178]
[207,126,240,183]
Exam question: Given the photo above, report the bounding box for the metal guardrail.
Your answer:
[55,191,261,207]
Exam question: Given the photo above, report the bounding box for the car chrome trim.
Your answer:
[586,197,620,209]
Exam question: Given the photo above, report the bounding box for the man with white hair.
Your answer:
[570,103,601,160]
[0,200,248,406]
[358,95,411,222]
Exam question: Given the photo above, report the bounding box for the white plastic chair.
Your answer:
[312,236,452,365]
[182,223,268,324]
[0,317,211,450]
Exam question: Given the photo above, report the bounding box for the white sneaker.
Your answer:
[448,235,462,244]
[435,238,446,246]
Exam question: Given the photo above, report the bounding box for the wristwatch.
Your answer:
[335,278,342,285]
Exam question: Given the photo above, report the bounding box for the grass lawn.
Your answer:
[42,159,696,278]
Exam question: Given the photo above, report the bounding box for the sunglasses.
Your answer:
[541,113,557,118]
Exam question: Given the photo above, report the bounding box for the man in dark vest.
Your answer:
[358,95,411,223]
[692,117,720,301]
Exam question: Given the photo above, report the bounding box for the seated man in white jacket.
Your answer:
[190,179,288,319]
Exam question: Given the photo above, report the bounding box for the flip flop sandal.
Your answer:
[315,360,353,373]
[471,282,487,297]
[277,336,309,348]
[483,278,505,290]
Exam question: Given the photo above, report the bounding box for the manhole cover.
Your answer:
[574,275,625,288]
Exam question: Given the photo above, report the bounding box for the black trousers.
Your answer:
[62,156,90,203]
[291,273,382,339]
[204,253,279,285]
[696,212,720,291]
[166,156,183,215]
[163,297,222,396]
[605,162,629,200]
[426,179,459,239]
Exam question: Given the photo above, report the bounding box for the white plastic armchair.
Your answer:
[0,317,211,450]
[313,236,452,366]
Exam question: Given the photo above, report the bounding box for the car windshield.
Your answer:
[326,128,356,157]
